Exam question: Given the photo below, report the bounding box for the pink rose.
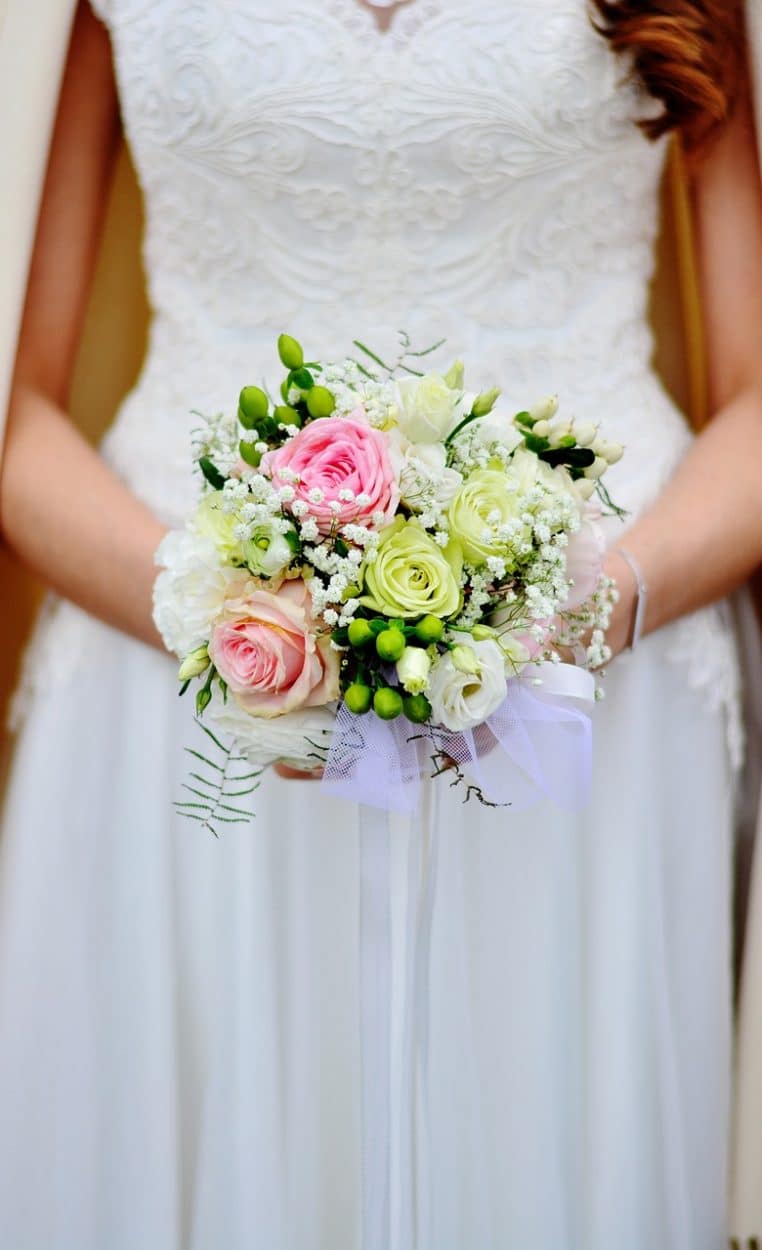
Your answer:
[209,580,340,718]
[562,506,606,610]
[263,417,398,534]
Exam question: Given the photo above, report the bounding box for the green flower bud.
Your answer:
[239,439,262,468]
[443,359,465,390]
[413,614,445,645]
[402,693,432,724]
[178,646,210,681]
[306,385,336,418]
[238,385,269,429]
[374,687,404,721]
[471,624,496,642]
[345,682,373,715]
[348,618,374,648]
[278,333,304,370]
[471,387,501,418]
[376,628,406,663]
[196,686,212,716]
[450,644,482,676]
[274,404,302,428]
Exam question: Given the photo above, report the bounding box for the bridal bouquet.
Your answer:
[154,333,622,824]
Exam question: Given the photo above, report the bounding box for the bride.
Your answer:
[1,1,761,1246]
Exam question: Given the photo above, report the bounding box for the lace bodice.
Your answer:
[29,0,738,757]
[92,0,682,517]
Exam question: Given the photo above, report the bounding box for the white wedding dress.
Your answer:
[0,2,744,1247]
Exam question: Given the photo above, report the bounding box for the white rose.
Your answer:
[152,530,249,658]
[398,441,463,511]
[395,373,463,443]
[206,696,336,770]
[428,639,507,732]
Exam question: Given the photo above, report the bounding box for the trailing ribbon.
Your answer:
[345,663,596,1250]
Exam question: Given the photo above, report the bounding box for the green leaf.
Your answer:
[198,457,226,490]
[289,367,314,390]
[540,446,595,469]
[352,340,390,371]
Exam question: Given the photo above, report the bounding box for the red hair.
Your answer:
[592,1,745,150]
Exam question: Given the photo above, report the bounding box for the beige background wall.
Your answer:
[0,143,693,791]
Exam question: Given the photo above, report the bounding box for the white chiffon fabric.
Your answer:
[0,2,742,1247]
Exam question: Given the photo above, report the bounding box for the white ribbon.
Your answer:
[357,662,596,1249]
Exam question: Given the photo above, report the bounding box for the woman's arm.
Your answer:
[605,89,762,657]
[0,1,166,648]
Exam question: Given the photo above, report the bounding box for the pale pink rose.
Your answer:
[262,417,398,534]
[562,506,606,610]
[209,580,340,718]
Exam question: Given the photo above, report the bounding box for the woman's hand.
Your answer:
[274,762,324,780]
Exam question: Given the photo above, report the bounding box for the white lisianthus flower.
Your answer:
[153,531,250,657]
[206,695,337,770]
[395,373,464,443]
[396,646,432,695]
[241,522,295,579]
[428,639,507,732]
[398,441,463,511]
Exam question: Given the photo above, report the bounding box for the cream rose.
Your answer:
[395,373,463,443]
[448,468,525,567]
[361,517,462,620]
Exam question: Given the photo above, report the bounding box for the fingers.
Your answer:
[274,762,324,781]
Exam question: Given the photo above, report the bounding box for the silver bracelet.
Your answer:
[614,547,649,651]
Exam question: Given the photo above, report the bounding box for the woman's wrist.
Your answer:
[603,548,641,659]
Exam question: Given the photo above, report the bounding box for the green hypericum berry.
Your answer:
[278,333,304,370]
[347,618,374,648]
[239,439,262,468]
[280,379,291,403]
[238,385,269,428]
[402,693,432,724]
[274,404,302,428]
[306,385,336,418]
[376,629,406,663]
[345,683,373,715]
[374,687,404,721]
[413,614,445,645]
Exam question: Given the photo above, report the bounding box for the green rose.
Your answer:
[361,517,462,620]
[448,467,529,567]
[192,491,240,560]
